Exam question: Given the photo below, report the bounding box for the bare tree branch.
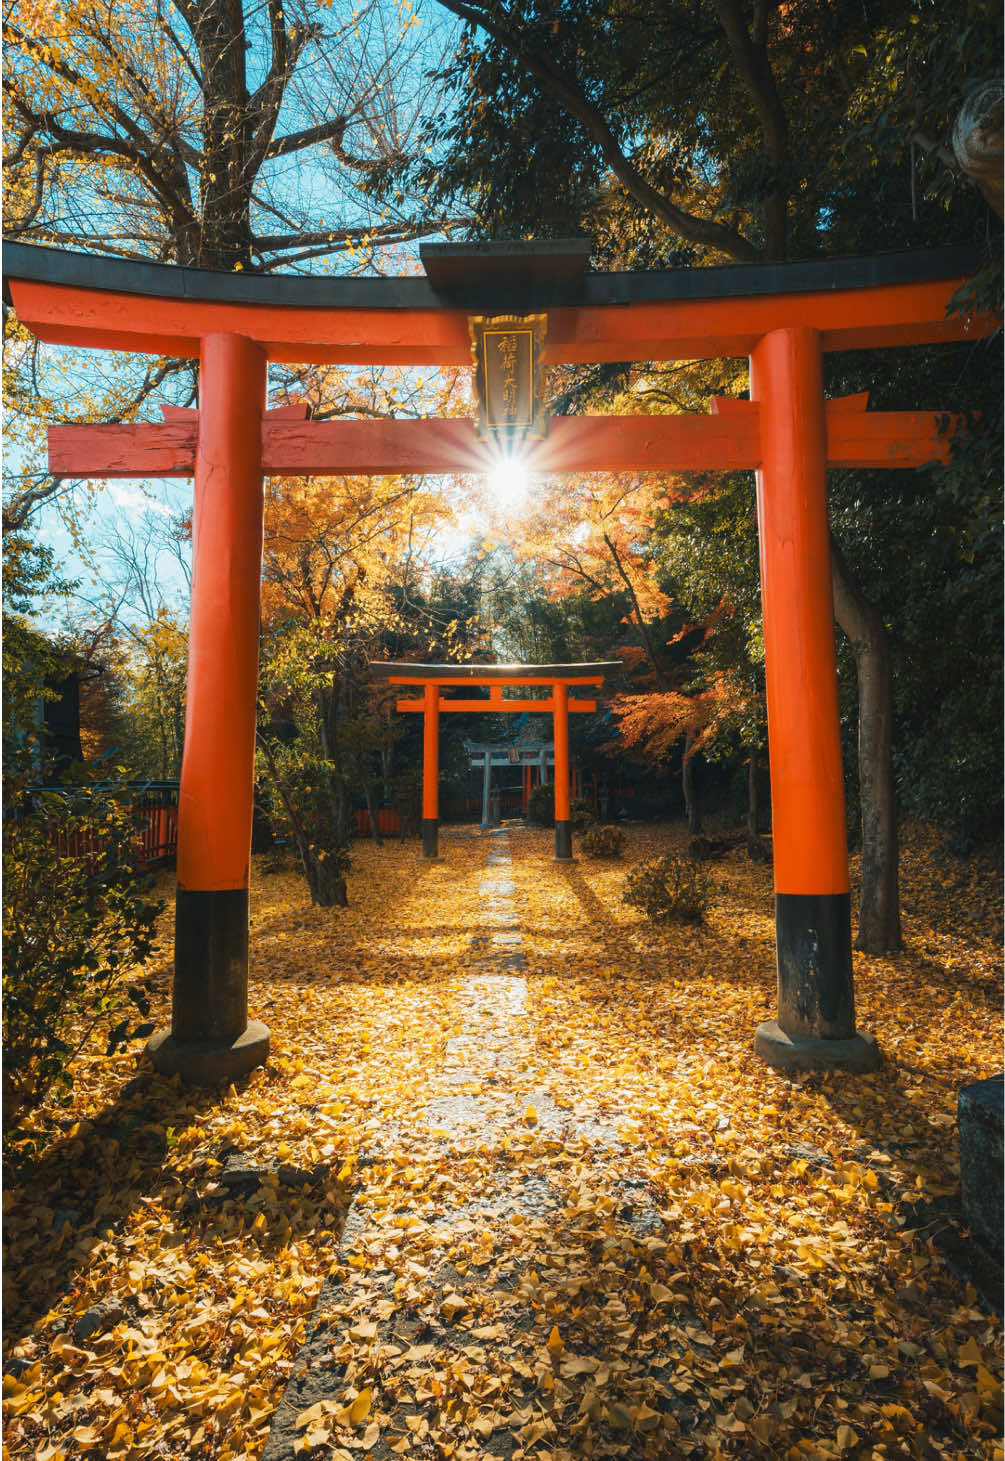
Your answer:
[266,115,351,160]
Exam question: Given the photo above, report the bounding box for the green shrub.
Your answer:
[2,780,163,1128]
[256,742,353,905]
[260,842,294,875]
[526,782,594,831]
[581,824,627,859]
[571,798,595,833]
[622,853,712,924]
[526,781,554,826]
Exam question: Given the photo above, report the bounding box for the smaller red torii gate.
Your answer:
[370,662,620,859]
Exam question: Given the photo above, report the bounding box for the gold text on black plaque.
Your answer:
[468,314,547,442]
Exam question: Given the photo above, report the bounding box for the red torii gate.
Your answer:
[369,660,621,860]
[3,238,993,1084]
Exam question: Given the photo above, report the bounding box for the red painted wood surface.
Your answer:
[396,697,596,713]
[176,333,266,891]
[12,275,989,366]
[389,674,604,688]
[422,681,439,822]
[49,399,956,480]
[751,326,849,897]
[50,421,198,478]
[552,682,571,823]
[260,413,764,475]
[354,807,401,836]
[714,392,956,469]
[825,407,954,467]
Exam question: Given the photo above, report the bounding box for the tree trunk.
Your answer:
[746,750,759,837]
[381,735,393,801]
[190,0,256,270]
[302,847,347,907]
[682,733,702,834]
[362,780,383,846]
[830,535,902,952]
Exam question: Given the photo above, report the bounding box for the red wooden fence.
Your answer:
[24,783,180,871]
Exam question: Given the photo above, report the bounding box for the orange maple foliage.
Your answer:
[612,670,763,763]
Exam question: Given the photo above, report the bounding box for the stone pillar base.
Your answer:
[959,1075,1004,1254]
[421,818,439,860]
[145,1020,270,1085]
[754,1019,880,1073]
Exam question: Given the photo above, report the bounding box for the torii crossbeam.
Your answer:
[46,390,954,479]
[3,239,995,1085]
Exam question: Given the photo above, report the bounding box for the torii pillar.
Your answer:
[145,333,270,1083]
[552,681,573,861]
[422,680,440,859]
[750,327,877,1071]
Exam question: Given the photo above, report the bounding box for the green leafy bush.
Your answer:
[256,739,352,906]
[526,781,554,826]
[2,780,163,1127]
[526,782,594,831]
[571,798,596,833]
[622,853,712,924]
[581,824,627,859]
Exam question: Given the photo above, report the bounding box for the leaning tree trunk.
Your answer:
[682,733,702,834]
[362,779,383,847]
[746,750,759,838]
[830,536,902,952]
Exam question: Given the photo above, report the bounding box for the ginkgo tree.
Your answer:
[2,0,465,532]
[5,0,460,271]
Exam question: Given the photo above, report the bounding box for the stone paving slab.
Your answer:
[261,1163,671,1461]
[264,827,638,1461]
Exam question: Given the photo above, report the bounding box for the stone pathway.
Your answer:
[424,828,533,1138]
[263,826,655,1461]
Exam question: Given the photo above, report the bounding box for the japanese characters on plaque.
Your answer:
[468,313,548,442]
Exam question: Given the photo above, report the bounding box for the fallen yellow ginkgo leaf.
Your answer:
[347,1386,372,1426]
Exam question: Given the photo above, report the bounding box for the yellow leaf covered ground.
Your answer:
[3,821,1002,1460]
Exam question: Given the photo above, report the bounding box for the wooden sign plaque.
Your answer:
[468,313,548,441]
